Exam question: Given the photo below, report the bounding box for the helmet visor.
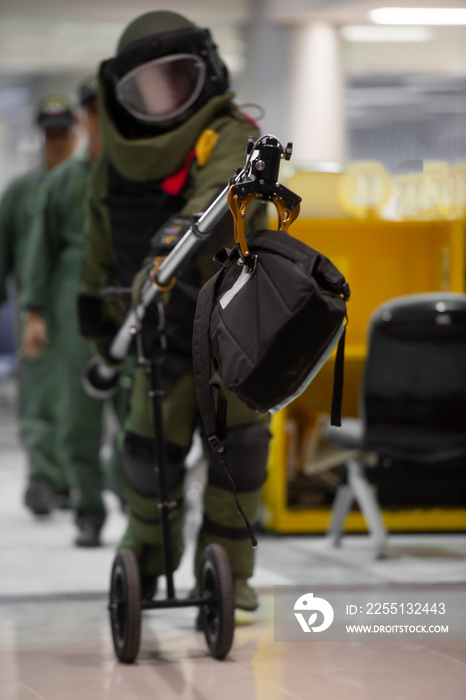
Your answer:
[116,53,206,124]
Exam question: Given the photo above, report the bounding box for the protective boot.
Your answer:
[193,424,270,610]
[194,484,263,610]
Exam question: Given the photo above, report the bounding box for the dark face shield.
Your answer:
[116,53,206,125]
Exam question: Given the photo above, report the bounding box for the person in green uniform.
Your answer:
[79,11,270,610]
[0,95,76,516]
[21,78,128,547]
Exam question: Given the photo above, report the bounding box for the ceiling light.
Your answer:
[341,25,433,41]
[370,8,466,25]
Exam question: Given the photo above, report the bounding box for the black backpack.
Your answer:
[193,227,350,456]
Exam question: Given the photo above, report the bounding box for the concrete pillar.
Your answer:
[290,22,344,163]
[240,0,292,143]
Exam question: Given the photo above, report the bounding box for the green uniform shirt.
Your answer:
[21,155,93,311]
[0,168,49,304]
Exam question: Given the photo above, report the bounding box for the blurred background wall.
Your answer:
[1,0,466,193]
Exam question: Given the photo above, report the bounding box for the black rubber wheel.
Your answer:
[109,549,141,663]
[199,543,235,659]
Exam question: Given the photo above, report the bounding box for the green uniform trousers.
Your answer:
[54,253,131,526]
[54,250,123,527]
[19,344,68,493]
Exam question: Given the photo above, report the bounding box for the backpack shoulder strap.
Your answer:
[193,265,258,547]
[192,267,226,452]
[331,323,346,427]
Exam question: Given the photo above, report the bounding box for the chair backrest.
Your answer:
[362,292,466,457]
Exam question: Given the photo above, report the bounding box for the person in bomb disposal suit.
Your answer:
[79,11,270,610]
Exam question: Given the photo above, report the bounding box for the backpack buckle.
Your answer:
[207,434,225,454]
[237,251,258,274]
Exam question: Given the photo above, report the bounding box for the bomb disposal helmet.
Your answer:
[101,11,229,129]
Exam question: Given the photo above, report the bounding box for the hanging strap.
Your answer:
[216,451,258,548]
[192,267,257,548]
[330,323,347,427]
[192,269,224,448]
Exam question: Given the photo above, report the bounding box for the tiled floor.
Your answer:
[1,379,465,699]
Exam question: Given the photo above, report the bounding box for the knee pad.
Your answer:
[122,431,185,498]
[208,424,271,492]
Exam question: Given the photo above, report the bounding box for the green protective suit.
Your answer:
[21,155,130,528]
[0,168,68,495]
[80,88,270,606]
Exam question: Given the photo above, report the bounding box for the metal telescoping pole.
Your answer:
[156,181,232,286]
[147,361,176,599]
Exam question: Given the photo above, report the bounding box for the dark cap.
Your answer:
[78,76,98,107]
[36,94,75,131]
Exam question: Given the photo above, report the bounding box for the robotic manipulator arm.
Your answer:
[82,134,299,400]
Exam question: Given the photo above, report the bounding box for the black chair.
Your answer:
[324,292,466,558]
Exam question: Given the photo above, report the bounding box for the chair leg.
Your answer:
[327,483,354,547]
[347,458,388,559]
